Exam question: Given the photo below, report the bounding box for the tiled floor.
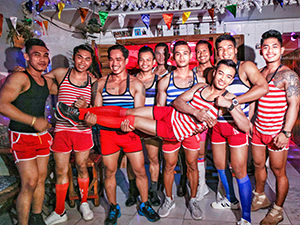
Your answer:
[1,144,300,225]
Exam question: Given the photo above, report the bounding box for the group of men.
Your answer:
[0,29,299,225]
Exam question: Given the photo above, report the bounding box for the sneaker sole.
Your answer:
[138,210,160,222]
[56,102,78,126]
[104,212,121,225]
[45,216,68,225]
[158,203,176,217]
[251,202,272,212]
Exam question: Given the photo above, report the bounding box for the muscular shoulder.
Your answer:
[6,72,30,86]
[274,68,300,96]
[158,73,170,87]
[96,76,107,92]
[130,75,144,89]
[45,67,68,80]
[239,61,258,74]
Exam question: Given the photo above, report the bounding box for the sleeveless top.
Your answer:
[102,74,135,109]
[9,70,49,133]
[55,68,92,134]
[218,61,250,122]
[171,87,224,141]
[144,74,159,107]
[192,66,210,84]
[166,71,198,106]
[255,65,287,135]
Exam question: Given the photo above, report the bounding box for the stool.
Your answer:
[68,153,102,207]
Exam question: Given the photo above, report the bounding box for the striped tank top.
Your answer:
[55,68,92,134]
[166,71,198,105]
[171,87,220,141]
[255,65,287,135]
[102,74,135,109]
[145,74,159,107]
[218,61,250,122]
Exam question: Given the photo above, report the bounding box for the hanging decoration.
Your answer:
[182,11,191,24]
[276,0,284,7]
[35,20,45,35]
[225,4,237,17]
[43,20,48,32]
[208,8,215,20]
[98,11,108,26]
[38,0,46,10]
[57,2,65,20]
[162,13,173,30]
[10,17,18,30]
[141,14,150,28]
[252,0,262,13]
[118,13,125,28]
[79,7,89,23]
[0,14,3,37]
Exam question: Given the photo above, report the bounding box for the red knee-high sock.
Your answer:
[96,115,135,128]
[55,183,69,215]
[78,177,89,203]
[79,106,128,120]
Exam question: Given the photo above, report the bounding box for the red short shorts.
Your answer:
[200,129,208,143]
[51,131,94,153]
[162,133,201,153]
[100,129,142,156]
[211,122,248,147]
[153,106,176,141]
[251,126,289,151]
[9,130,52,163]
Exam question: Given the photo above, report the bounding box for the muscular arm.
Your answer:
[237,61,269,104]
[156,74,169,106]
[44,68,68,95]
[131,78,145,107]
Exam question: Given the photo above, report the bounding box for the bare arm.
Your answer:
[131,77,145,107]
[156,75,169,106]
[237,61,269,104]
[44,68,68,95]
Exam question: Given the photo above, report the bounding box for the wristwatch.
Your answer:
[282,130,292,138]
[228,98,239,112]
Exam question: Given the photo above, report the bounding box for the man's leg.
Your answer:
[163,151,179,198]
[184,149,199,198]
[125,161,139,207]
[16,160,39,225]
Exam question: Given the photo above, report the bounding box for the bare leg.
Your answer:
[252,145,267,193]
[163,151,179,198]
[145,139,160,183]
[75,150,90,179]
[230,146,248,179]
[184,149,199,198]
[212,143,227,170]
[54,152,71,184]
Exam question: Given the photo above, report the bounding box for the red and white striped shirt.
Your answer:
[171,88,218,141]
[55,69,92,134]
[255,81,287,135]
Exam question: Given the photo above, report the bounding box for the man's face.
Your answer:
[73,49,92,72]
[24,45,49,72]
[213,64,235,90]
[109,49,128,75]
[217,40,237,61]
[138,52,156,73]
[173,44,191,68]
[196,43,211,65]
[261,37,284,64]
[155,46,167,65]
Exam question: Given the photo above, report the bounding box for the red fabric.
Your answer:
[96,115,134,129]
[78,177,89,203]
[79,106,127,120]
[55,183,69,215]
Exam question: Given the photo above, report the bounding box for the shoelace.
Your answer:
[163,200,173,209]
[144,204,155,215]
[108,209,117,219]
[269,208,281,217]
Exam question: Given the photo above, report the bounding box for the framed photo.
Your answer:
[133,27,147,37]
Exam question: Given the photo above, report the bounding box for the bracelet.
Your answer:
[31,117,37,127]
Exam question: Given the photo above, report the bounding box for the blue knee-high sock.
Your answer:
[237,175,252,223]
[217,169,230,201]
[225,165,238,203]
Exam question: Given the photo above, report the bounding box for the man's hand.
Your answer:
[194,108,216,128]
[84,112,97,127]
[273,132,289,149]
[33,117,51,132]
[74,96,88,108]
[215,96,231,108]
[12,66,25,72]
[121,119,135,133]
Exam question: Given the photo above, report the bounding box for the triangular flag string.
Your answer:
[39,0,46,10]
[141,14,150,29]
[182,12,191,25]
[79,8,89,23]
[225,4,237,18]
[162,13,173,30]
[98,11,108,26]
[118,13,125,28]
[57,2,65,20]
[208,8,215,20]
[10,17,17,30]
[43,20,48,33]
[35,20,45,35]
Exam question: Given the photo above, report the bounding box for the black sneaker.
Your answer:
[125,194,138,207]
[177,183,187,197]
[29,213,46,225]
[105,204,121,225]
[138,201,160,222]
[149,190,160,207]
[56,102,80,126]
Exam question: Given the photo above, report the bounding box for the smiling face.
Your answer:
[24,45,49,72]
[155,46,167,65]
[217,40,237,61]
[138,51,156,73]
[260,37,284,64]
[196,43,211,65]
[73,49,93,72]
[213,63,235,90]
[109,49,128,75]
[173,44,191,68]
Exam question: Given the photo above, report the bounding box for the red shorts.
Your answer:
[153,106,176,141]
[251,126,289,151]
[9,130,52,163]
[51,131,94,153]
[162,133,201,153]
[100,129,142,155]
[200,129,208,143]
[211,122,248,147]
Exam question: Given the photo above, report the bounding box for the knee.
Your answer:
[164,161,176,173]
[186,160,197,172]
[133,166,146,178]
[148,156,159,167]
[271,166,286,178]
[22,176,38,191]
[76,161,88,175]
[253,160,265,170]
[55,165,69,178]
[105,167,117,179]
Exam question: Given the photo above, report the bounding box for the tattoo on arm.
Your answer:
[273,70,300,97]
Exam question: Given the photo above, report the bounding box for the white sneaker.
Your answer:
[237,218,251,225]
[196,183,209,200]
[211,197,240,210]
[189,198,203,220]
[80,202,94,221]
[158,196,175,217]
[45,211,68,225]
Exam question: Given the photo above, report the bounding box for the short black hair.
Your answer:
[196,40,213,56]
[73,44,94,58]
[216,59,236,71]
[25,38,48,54]
[260,29,282,47]
[173,40,191,54]
[215,34,236,49]
[108,44,129,59]
[138,46,155,60]
[155,42,170,60]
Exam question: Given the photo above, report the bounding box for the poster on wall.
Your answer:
[133,27,148,37]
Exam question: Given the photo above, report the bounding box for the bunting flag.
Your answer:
[276,0,284,7]
[208,8,215,20]
[141,14,150,28]
[35,20,45,35]
[38,0,46,10]
[10,17,18,30]
[226,4,237,18]
[79,8,89,23]
[57,2,65,20]
[163,13,173,30]
[118,13,125,28]
[43,20,48,32]
[0,14,3,37]
[182,12,191,24]
[98,11,108,26]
